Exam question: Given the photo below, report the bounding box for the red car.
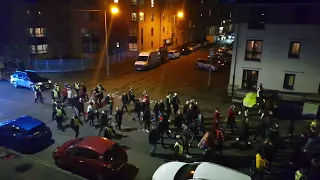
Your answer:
[53,136,128,180]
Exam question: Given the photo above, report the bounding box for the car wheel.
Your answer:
[30,84,35,91]
[55,159,66,169]
[12,81,18,88]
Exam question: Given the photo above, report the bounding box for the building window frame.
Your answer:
[132,0,137,5]
[129,28,137,36]
[129,43,138,51]
[151,41,153,48]
[81,28,91,37]
[288,41,301,59]
[151,28,154,36]
[30,44,48,54]
[140,0,144,5]
[139,13,145,21]
[245,39,263,61]
[131,13,137,21]
[114,0,119,3]
[151,14,154,22]
[283,73,296,90]
[83,42,99,54]
[151,0,154,7]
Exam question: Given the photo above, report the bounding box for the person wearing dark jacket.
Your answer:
[235,118,250,146]
[133,100,142,122]
[165,93,172,114]
[153,101,160,122]
[128,87,135,105]
[143,106,151,131]
[98,111,109,136]
[172,93,180,114]
[52,101,58,121]
[159,100,165,114]
[115,108,123,131]
[149,127,161,156]
[174,110,184,136]
[254,116,266,142]
[121,93,129,113]
[186,105,194,125]
[183,101,189,119]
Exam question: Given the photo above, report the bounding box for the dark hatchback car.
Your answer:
[10,70,52,91]
[53,136,128,180]
[178,46,191,55]
[0,116,53,153]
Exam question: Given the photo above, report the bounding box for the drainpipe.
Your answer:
[231,22,240,98]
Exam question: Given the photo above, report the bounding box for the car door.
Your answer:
[16,73,23,86]
[1,125,22,148]
[21,73,30,88]
[67,147,101,176]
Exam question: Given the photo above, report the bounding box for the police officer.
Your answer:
[153,101,160,122]
[98,111,108,136]
[310,119,318,133]
[165,93,172,114]
[34,84,43,103]
[95,83,105,92]
[55,105,66,131]
[74,81,80,96]
[128,87,135,105]
[71,115,83,138]
[52,86,60,102]
[172,93,180,114]
[52,101,58,121]
[295,168,307,180]
[115,108,123,131]
[174,135,184,160]
[121,93,129,113]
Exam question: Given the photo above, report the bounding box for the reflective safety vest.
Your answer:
[56,108,63,117]
[295,170,304,180]
[97,85,102,91]
[166,96,172,104]
[53,90,59,98]
[56,85,60,92]
[72,117,81,126]
[74,83,79,89]
[256,153,267,170]
[257,90,261,97]
[130,90,134,96]
[109,97,113,103]
[174,142,183,155]
[35,85,41,92]
[311,121,317,128]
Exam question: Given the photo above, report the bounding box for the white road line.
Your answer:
[0,146,83,179]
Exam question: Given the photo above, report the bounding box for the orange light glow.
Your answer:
[177,11,184,18]
[111,7,119,14]
[139,12,144,16]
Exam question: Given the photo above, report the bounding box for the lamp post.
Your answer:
[73,6,119,77]
[177,11,184,44]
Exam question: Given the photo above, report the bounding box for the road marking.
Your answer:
[0,146,83,179]
[0,99,25,106]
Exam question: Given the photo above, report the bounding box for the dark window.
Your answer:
[72,148,99,159]
[84,12,98,21]
[151,28,154,36]
[318,83,320,94]
[288,42,301,58]
[151,41,154,48]
[141,37,143,44]
[242,70,259,90]
[295,7,308,24]
[283,73,295,90]
[248,8,265,30]
[140,28,143,37]
[245,40,263,61]
[84,0,96,5]
[151,14,154,22]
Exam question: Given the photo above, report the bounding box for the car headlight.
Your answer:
[37,82,43,85]
[48,80,52,84]
[218,61,221,63]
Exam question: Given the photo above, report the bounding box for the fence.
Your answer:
[26,51,139,73]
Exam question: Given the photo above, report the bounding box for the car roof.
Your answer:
[4,116,44,131]
[193,162,251,180]
[168,50,177,52]
[75,136,116,154]
[153,161,187,180]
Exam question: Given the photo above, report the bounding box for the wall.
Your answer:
[229,23,320,94]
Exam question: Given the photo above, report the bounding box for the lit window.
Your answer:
[245,40,263,61]
[283,73,296,90]
[151,14,154,21]
[35,28,46,37]
[200,13,203,16]
[288,42,301,58]
[38,12,41,14]
[28,28,33,36]
[30,44,48,54]
[139,12,145,21]
[132,0,137,5]
[129,28,137,36]
[131,13,137,21]
[37,44,48,54]
[116,42,120,48]
[201,0,204,3]
[129,43,138,51]
[140,0,144,5]
[114,0,119,3]
[209,10,211,16]
[151,0,154,7]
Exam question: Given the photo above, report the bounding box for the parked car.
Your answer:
[0,116,52,153]
[10,70,52,91]
[152,162,251,180]
[53,136,128,180]
[168,50,181,59]
[178,46,191,55]
[187,43,198,51]
[196,58,220,72]
[207,55,231,66]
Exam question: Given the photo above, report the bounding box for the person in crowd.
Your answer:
[115,108,123,131]
[71,114,83,138]
[172,93,180,114]
[121,92,129,113]
[149,126,161,156]
[143,105,151,132]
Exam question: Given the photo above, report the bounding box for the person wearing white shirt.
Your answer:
[87,102,94,126]
[67,87,73,107]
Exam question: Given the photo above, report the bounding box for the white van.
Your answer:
[135,51,161,71]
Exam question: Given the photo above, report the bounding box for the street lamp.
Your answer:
[177,11,184,18]
[105,6,119,76]
[177,11,184,44]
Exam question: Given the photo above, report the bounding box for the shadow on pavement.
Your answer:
[23,139,55,154]
[121,127,137,132]
[112,134,129,140]
[203,151,253,169]
[110,164,139,180]
[14,163,33,173]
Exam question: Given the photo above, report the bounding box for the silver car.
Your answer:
[10,70,52,91]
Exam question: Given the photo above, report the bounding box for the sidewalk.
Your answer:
[0,148,83,180]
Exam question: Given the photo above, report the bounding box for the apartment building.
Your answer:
[228,2,320,96]
[137,0,186,50]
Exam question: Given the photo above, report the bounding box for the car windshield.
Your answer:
[168,52,174,54]
[174,164,199,180]
[103,143,122,163]
[27,124,46,135]
[27,72,44,81]
[137,56,149,62]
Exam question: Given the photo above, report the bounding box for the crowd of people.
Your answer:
[33,81,319,180]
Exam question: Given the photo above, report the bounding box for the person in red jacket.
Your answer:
[61,84,68,103]
[227,104,237,134]
[216,127,225,155]
[214,108,221,123]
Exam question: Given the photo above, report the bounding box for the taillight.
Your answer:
[102,163,111,168]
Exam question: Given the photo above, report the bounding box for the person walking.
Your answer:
[115,108,123,131]
[34,84,43,103]
[235,118,250,147]
[172,93,180,114]
[128,87,135,106]
[174,110,184,136]
[133,100,142,122]
[227,105,237,134]
[71,115,83,138]
[98,111,108,136]
[121,93,129,113]
[149,127,161,156]
[153,101,160,122]
[143,105,151,132]
[55,105,66,131]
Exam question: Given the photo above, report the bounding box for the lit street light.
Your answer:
[111,6,119,14]
[139,12,144,16]
[177,11,184,18]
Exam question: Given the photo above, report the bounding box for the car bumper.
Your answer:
[135,65,147,71]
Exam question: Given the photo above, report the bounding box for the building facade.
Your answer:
[228,2,320,95]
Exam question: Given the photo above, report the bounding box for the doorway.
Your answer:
[242,69,259,90]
